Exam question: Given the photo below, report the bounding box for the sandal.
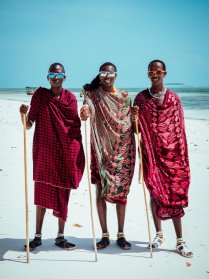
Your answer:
[55,236,76,250]
[96,233,110,250]
[116,234,131,250]
[148,232,165,249]
[176,240,193,258]
[24,236,42,251]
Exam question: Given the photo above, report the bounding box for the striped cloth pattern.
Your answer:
[84,87,136,205]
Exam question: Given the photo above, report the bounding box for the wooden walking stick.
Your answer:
[22,114,30,263]
[134,115,153,257]
[84,121,98,262]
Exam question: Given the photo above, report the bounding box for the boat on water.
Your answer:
[25,86,36,95]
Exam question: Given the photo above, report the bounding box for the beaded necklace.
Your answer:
[148,87,167,99]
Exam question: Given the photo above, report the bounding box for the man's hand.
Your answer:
[80,105,90,121]
[131,106,139,120]
[20,104,29,114]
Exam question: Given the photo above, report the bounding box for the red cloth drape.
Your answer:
[28,87,85,189]
[35,182,70,222]
[134,89,190,220]
[84,87,136,205]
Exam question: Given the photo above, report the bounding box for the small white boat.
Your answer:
[25,87,36,95]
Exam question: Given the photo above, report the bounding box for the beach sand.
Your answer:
[0,99,209,279]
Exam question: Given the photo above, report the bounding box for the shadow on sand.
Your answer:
[0,237,176,263]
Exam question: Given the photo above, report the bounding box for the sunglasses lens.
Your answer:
[49,73,56,78]
[148,71,155,76]
[57,73,64,78]
[99,71,106,77]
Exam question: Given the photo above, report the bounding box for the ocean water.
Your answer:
[0,87,209,120]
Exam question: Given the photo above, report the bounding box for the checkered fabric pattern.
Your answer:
[28,87,85,189]
[35,181,70,222]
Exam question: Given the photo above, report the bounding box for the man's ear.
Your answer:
[164,71,167,77]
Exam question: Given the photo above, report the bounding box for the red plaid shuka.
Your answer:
[133,89,190,220]
[28,87,85,221]
[34,181,70,221]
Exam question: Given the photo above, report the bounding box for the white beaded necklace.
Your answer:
[148,87,167,99]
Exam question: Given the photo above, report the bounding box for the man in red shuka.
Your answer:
[132,60,193,258]
[20,63,85,251]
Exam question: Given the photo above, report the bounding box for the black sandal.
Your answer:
[96,237,110,250]
[116,236,131,250]
[55,237,76,250]
[24,236,42,251]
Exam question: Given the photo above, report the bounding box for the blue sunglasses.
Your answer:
[48,72,65,79]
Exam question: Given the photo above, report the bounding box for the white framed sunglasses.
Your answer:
[48,72,66,79]
[99,71,117,77]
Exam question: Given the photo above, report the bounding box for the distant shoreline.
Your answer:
[0,85,209,91]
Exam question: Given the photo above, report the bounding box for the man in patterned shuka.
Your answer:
[80,62,136,250]
[132,59,193,258]
[20,63,85,251]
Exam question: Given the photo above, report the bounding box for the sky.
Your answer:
[0,0,209,88]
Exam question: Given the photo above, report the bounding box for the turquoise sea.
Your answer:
[0,87,209,120]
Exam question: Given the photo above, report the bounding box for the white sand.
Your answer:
[0,99,209,279]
